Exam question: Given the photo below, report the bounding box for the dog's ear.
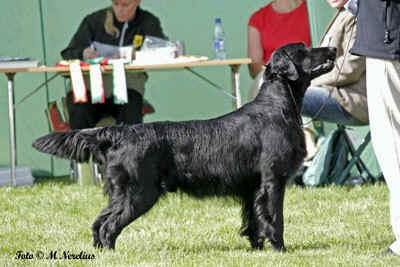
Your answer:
[270,50,299,81]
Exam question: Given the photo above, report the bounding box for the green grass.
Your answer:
[1,177,399,266]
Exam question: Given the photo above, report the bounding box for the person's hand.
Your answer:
[83,47,100,60]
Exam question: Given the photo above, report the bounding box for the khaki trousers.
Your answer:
[366,57,400,254]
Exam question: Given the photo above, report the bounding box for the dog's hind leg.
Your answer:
[92,207,113,249]
[97,184,161,249]
[252,172,286,252]
[263,174,286,252]
[240,193,257,247]
[97,165,162,249]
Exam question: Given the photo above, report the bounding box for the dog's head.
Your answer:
[269,43,336,81]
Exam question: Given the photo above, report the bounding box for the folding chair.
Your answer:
[314,121,382,185]
[335,124,378,184]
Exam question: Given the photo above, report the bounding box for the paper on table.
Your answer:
[129,55,208,66]
[91,41,132,60]
[0,56,31,62]
[0,55,39,68]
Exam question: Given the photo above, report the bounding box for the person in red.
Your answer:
[247,0,311,80]
[247,0,313,158]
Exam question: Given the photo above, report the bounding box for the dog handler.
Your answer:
[350,0,400,256]
[61,0,167,129]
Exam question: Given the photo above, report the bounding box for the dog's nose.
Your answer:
[328,47,337,54]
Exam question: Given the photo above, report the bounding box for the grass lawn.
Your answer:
[1,177,399,266]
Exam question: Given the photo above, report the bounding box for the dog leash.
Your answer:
[279,16,355,130]
[287,82,304,129]
[278,49,305,129]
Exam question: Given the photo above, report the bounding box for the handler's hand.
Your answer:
[83,47,100,60]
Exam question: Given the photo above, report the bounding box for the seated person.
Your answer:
[300,0,367,160]
[61,0,167,129]
[247,0,366,159]
[302,0,367,127]
[247,0,311,100]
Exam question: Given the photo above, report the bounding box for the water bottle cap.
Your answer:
[215,18,221,23]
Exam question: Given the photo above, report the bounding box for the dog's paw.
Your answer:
[271,241,286,253]
[99,228,117,250]
[93,239,104,249]
[249,238,265,250]
[93,229,104,249]
[240,227,250,237]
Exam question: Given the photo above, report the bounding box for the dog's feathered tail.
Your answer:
[32,127,118,164]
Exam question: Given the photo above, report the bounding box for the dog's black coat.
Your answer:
[33,43,336,251]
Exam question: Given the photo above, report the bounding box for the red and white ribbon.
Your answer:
[112,59,128,104]
[69,61,88,103]
[89,64,105,104]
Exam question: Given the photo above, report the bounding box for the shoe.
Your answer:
[376,248,397,257]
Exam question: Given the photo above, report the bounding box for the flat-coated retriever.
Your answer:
[33,43,336,252]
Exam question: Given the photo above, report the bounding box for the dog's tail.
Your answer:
[32,127,119,164]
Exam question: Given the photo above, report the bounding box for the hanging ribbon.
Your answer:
[69,61,88,103]
[89,64,105,104]
[111,59,128,104]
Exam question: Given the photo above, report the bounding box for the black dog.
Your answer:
[33,43,336,252]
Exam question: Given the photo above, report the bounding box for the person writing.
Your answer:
[61,0,167,129]
[350,0,400,257]
[247,0,311,100]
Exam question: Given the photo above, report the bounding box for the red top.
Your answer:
[249,2,311,63]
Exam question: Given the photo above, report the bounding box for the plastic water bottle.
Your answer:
[213,18,226,60]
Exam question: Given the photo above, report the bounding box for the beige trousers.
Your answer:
[366,57,400,254]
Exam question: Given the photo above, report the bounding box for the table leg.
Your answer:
[230,64,242,109]
[6,73,17,186]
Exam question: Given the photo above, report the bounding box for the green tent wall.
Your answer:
[0,1,352,177]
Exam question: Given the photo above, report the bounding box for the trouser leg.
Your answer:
[67,89,143,129]
[66,91,99,129]
[366,58,400,254]
[112,89,143,125]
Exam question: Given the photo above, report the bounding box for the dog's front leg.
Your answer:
[240,193,257,245]
[264,177,286,252]
[252,183,270,250]
[251,172,287,252]
[92,206,113,249]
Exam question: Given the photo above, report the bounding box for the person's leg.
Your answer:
[301,87,365,125]
[111,89,143,125]
[366,57,400,255]
[66,92,99,129]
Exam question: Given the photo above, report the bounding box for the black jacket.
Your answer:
[351,0,400,60]
[61,7,166,60]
